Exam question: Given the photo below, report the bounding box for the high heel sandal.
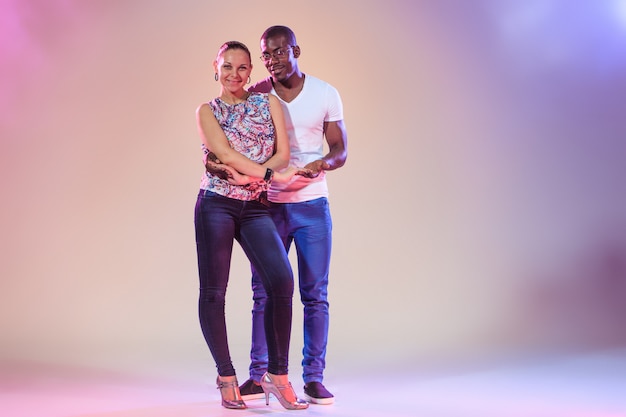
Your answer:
[216,375,247,409]
[260,372,309,410]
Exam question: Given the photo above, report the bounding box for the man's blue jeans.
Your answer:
[249,197,332,383]
[195,190,294,377]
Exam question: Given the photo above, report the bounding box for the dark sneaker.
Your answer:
[239,378,265,400]
[303,381,334,405]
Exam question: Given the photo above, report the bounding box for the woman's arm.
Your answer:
[260,94,290,171]
[196,102,270,180]
[197,96,295,183]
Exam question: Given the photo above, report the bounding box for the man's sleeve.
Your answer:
[325,84,344,122]
[248,78,273,93]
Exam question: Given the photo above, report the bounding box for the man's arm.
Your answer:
[322,120,348,170]
[302,120,348,176]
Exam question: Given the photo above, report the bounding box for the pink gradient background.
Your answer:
[1,0,625,381]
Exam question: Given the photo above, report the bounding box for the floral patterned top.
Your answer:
[200,92,275,201]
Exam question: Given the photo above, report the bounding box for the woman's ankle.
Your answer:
[267,373,296,402]
[268,372,288,383]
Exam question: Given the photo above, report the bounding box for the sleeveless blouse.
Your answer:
[199,92,275,201]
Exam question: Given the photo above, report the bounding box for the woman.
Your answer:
[194,40,308,410]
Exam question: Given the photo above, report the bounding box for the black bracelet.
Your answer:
[264,168,274,182]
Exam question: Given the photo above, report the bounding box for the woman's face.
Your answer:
[214,48,252,94]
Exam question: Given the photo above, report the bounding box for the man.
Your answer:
[238,25,348,405]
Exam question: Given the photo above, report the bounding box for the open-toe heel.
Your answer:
[260,372,308,410]
[216,375,247,410]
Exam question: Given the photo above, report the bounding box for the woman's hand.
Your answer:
[227,171,263,186]
[272,166,298,183]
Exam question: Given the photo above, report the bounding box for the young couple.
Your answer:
[194,25,348,410]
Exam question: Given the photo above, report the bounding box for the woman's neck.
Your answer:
[219,89,249,105]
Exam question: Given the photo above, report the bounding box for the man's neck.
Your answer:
[272,71,304,103]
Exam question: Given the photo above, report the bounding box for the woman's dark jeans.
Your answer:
[194,190,294,376]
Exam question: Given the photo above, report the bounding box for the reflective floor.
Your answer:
[2,350,626,417]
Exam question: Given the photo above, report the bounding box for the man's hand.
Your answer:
[204,151,263,186]
[204,152,231,180]
[298,159,329,178]
[296,168,318,178]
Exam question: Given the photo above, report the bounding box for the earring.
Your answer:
[214,73,218,81]
[247,76,251,84]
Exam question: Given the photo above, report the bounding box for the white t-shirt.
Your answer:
[249,74,344,203]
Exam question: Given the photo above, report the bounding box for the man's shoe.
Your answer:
[238,378,265,400]
[303,381,334,405]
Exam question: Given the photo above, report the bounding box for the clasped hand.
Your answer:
[204,153,319,186]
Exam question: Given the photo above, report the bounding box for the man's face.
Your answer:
[260,34,298,82]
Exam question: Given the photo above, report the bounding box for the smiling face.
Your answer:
[260,33,300,82]
[213,46,252,95]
